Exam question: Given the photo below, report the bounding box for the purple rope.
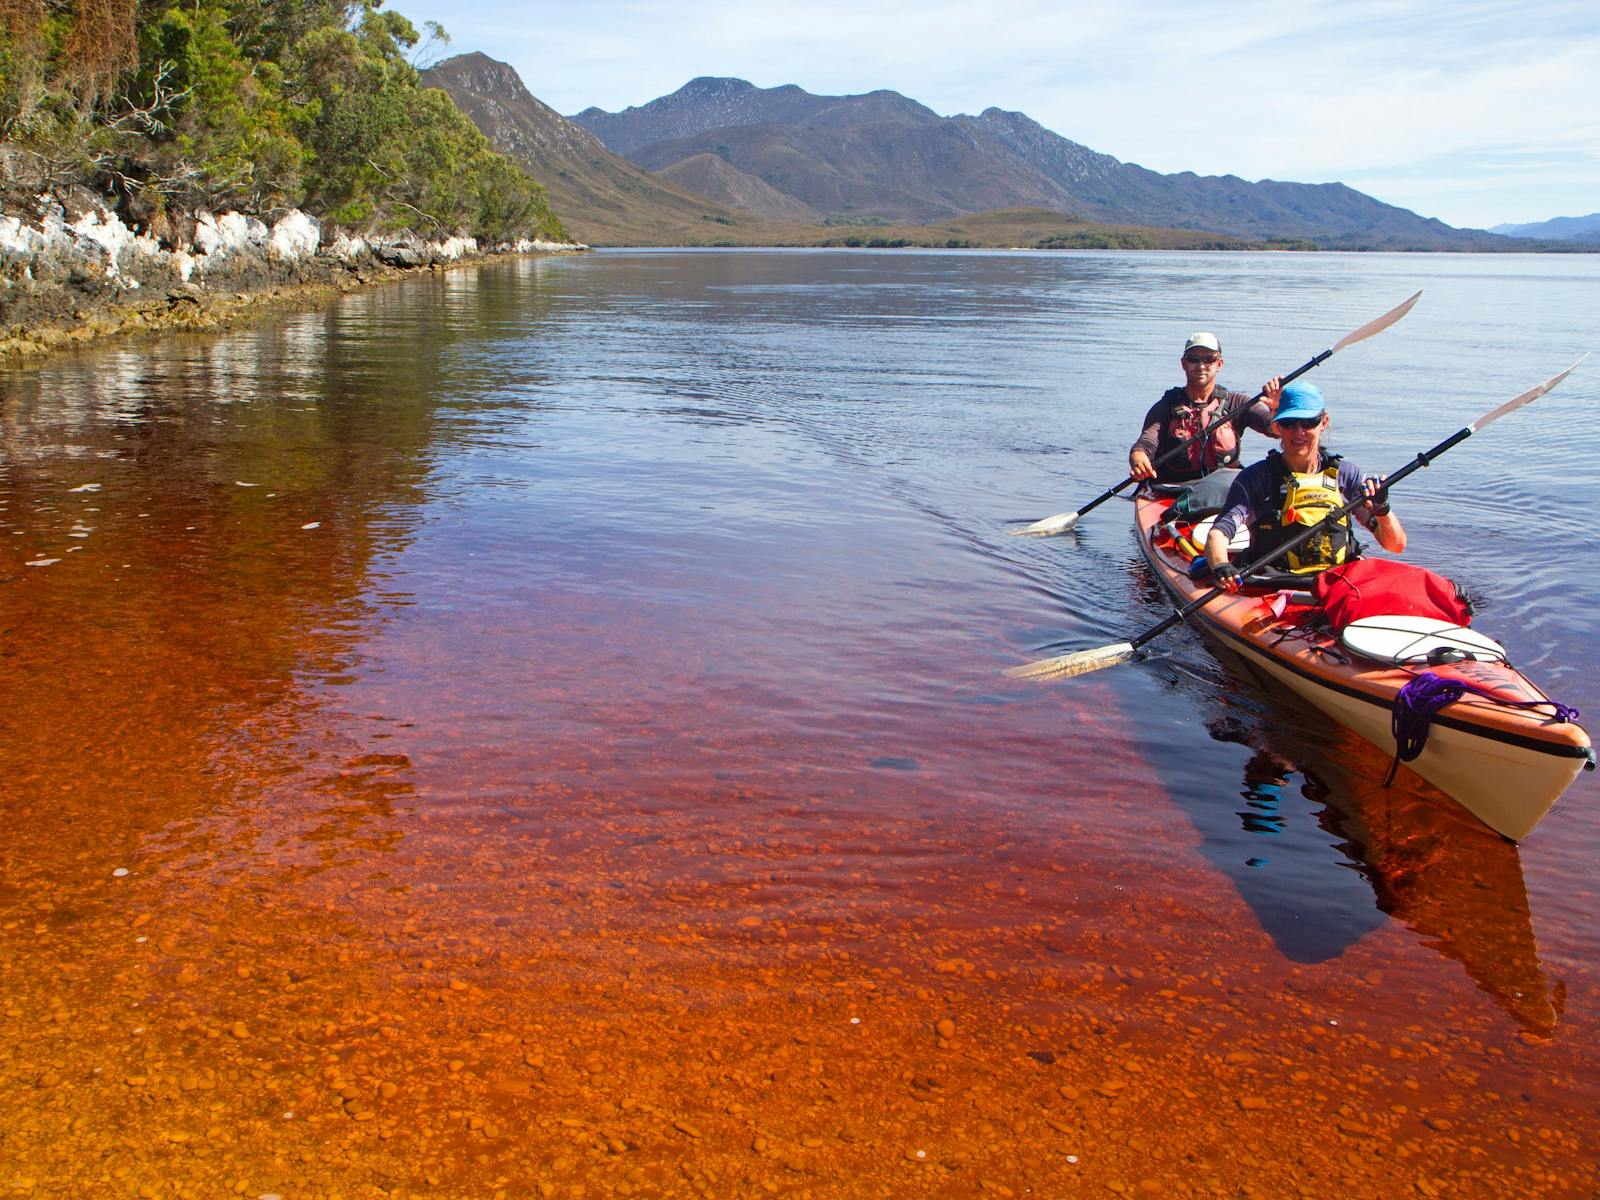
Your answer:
[1386,671,1580,785]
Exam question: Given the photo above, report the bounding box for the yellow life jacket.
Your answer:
[1251,452,1357,576]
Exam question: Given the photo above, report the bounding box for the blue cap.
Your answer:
[1275,381,1326,422]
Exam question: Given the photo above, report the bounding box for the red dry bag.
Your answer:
[1311,558,1472,634]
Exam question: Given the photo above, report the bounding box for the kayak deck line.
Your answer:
[1133,493,1592,842]
[1180,593,1593,763]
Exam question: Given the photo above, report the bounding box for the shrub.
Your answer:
[0,0,565,244]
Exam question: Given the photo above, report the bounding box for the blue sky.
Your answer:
[394,0,1599,230]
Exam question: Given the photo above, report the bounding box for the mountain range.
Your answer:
[425,55,1549,252]
[421,54,754,246]
[423,55,1252,249]
[1490,213,1600,243]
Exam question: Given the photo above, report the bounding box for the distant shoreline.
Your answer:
[6,237,1590,365]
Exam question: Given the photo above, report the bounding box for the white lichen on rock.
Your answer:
[267,211,321,262]
[1,192,584,340]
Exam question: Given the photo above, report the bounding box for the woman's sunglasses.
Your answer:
[1276,416,1321,430]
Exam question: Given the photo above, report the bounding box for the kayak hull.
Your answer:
[1134,494,1593,841]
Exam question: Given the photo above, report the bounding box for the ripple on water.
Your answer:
[0,249,1596,1197]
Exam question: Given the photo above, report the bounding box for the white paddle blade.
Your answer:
[1330,290,1422,355]
[1006,642,1136,682]
[1470,354,1590,433]
[1012,510,1081,537]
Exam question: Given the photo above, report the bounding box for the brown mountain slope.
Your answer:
[628,116,1080,224]
[575,76,1534,250]
[424,55,1264,250]
[655,154,821,222]
[421,53,812,245]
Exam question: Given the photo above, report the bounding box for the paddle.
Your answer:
[1012,290,1423,537]
[1008,357,1589,682]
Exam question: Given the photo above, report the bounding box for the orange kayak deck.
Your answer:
[1133,493,1593,841]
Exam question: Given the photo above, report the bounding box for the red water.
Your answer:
[2,254,1597,1198]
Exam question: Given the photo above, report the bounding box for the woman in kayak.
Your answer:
[1128,332,1284,485]
[1203,381,1406,591]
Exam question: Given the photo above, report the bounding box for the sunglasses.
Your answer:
[1276,416,1321,430]
[1182,354,1219,365]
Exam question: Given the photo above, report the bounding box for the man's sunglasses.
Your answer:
[1182,354,1219,365]
[1276,416,1321,430]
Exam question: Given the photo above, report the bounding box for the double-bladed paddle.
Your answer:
[1012,291,1423,537]
[1007,356,1589,682]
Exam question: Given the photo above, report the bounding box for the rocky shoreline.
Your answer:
[0,195,585,361]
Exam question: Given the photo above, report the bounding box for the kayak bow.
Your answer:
[1131,493,1593,841]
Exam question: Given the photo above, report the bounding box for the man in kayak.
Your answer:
[1204,381,1406,591]
[1128,332,1284,485]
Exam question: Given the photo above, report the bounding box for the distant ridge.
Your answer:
[573,77,939,157]
[426,56,1579,252]
[425,56,1242,249]
[1490,213,1600,243]
[422,54,762,245]
[573,78,1527,250]
[961,108,1473,244]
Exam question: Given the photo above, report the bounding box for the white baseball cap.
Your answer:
[1183,332,1221,354]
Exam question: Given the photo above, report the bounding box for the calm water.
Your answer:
[2,249,1597,1197]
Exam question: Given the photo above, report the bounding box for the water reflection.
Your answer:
[1143,628,1562,1036]
[0,268,565,906]
[2,248,1596,1195]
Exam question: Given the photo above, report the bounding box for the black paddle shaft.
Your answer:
[1129,424,1473,653]
[1078,349,1335,521]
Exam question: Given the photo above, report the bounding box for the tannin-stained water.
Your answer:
[1,250,1596,1198]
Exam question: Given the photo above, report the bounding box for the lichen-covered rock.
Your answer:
[436,235,479,261]
[194,211,268,260]
[328,233,370,263]
[0,191,585,355]
[268,211,321,263]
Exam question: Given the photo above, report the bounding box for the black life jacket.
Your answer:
[1248,450,1360,576]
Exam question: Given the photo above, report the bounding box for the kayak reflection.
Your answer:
[1131,583,1562,1036]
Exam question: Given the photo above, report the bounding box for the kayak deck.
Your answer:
[1133,493,1593,841]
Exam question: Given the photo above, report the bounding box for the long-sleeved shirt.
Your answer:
[1131,385,1275,483]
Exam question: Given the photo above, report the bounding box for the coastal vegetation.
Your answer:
[0,0,566,243]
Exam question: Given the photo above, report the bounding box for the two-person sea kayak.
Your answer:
[1133,491,1594,842]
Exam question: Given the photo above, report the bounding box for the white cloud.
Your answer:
[399,0,1600,227]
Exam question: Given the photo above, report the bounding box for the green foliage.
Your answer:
[1037,231,1158,250]
[124,3,303,210]
[826,235,914,248]
[0,0,566,244]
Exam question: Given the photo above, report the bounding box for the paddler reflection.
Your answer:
[1202,687,1564,1038]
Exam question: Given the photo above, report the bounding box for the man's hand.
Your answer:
[1261,376,1284,415]
[1129,449,1156,481]
[1214,562,1243,593]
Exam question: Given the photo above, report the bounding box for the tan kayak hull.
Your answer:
[1134,495,1592,841]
